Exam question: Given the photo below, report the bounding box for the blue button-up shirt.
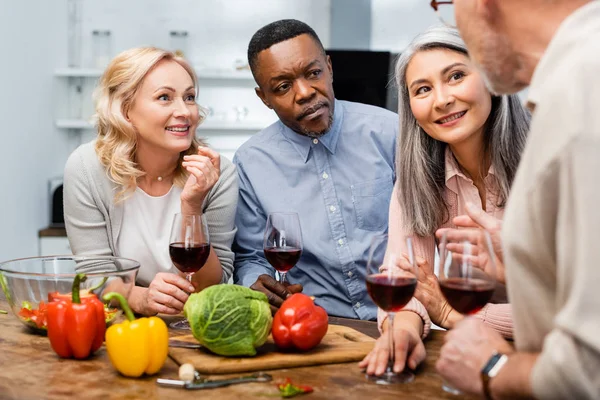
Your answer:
[233,100,398,320]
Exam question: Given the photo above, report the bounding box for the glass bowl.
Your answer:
[0,255,140,334]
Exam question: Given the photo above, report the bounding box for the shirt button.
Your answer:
[354,302,361,309]
[347,271,353,278]
[338,238,344,246]
[322,172,328,179]
[329,205,336,212]
[312,138,319,144]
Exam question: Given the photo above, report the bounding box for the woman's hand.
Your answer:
[412,256,461,329]
[134,272,195,315]
[359,311,426,376]
[180,146,220,215]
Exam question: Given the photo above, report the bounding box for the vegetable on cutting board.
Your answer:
[102,292,169,378]
[184,284,273,357]
[272,293,328,351]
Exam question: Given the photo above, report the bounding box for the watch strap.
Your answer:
[481,351,508,400]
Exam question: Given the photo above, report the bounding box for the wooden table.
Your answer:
[0,293,474,400]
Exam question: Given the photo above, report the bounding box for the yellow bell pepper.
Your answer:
[102,292,169,378]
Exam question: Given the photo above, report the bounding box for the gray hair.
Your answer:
[395,25,530,237]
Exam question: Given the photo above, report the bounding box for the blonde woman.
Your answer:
[63,47,238,316]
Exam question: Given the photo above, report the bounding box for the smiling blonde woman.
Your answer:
[63,47,238,316]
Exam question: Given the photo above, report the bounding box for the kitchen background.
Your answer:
[0,0,453,261]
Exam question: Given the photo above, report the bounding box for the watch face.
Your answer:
[481,352,503,375]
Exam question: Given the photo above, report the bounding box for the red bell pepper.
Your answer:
[277,378,314,398]
[47,273,106,359]
[48,277,107,303]
[272,293,328,351]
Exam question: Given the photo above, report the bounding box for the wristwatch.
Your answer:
[481,351,508,400]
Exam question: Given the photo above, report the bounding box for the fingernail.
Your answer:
[189,286,195,292]
[466,202,477,212]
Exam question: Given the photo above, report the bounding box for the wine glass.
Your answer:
[437,230,497,394]
[263,212,303,284]
[169,213,210,329]
[365,234,418,384]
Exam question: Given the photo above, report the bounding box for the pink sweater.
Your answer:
[379,148,513,339]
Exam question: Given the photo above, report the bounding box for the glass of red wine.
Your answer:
[263,212,303,284]
[437,230,497,394]
[169,213,210,330]
[365,234,418,384]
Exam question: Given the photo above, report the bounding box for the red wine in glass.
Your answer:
[169,242,211,274]
[437,233,497,394]
[439,277,495,315]
[366,274,417,312]
[264,247,301,273]
[263,212,303,284]
[364,235,418,385]
[169,213,210,330]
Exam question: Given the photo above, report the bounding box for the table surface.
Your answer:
[0,292,475,400]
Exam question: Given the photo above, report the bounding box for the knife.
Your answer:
[157,372,273,389]
[169,340,202,349]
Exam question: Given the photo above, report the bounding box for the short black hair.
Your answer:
[247,19,325,78]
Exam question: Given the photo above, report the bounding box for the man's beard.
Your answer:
[301,113,334,138]
[472,28,527,95]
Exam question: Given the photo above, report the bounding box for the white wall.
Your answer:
[0,0,69,260]
[371,0,441,52]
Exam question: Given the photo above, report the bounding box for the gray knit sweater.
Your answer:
[63,141,238,283]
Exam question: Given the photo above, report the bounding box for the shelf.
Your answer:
[56,119,93,129]
[54,67,254,81]
[201,119,268,130]
[55,119,270,131]
[54,68,104,77]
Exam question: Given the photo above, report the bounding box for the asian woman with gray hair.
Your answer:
[360,25,530,377]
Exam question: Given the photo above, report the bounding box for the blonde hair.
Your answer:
[93,47,207,201]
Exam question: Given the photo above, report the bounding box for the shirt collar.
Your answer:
[444,146,496,185]
[279,99,344,163]
[527,1,600,110]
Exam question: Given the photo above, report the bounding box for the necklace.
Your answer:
[157,176,163,182]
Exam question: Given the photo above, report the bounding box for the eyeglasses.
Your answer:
[430,0,455,27]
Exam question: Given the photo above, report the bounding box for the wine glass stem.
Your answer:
[280,272,287,284]
[388,311,396,371]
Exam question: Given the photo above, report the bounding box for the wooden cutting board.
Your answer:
[169,324,375,374]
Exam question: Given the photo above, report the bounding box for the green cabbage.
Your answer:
[184,284,273,356]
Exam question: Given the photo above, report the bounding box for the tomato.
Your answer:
[272,293,328,351]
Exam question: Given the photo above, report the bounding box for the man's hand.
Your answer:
[436,202,506,284]
[250,274,303,314]
[359,312,426,376]
[436,317,514,395]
